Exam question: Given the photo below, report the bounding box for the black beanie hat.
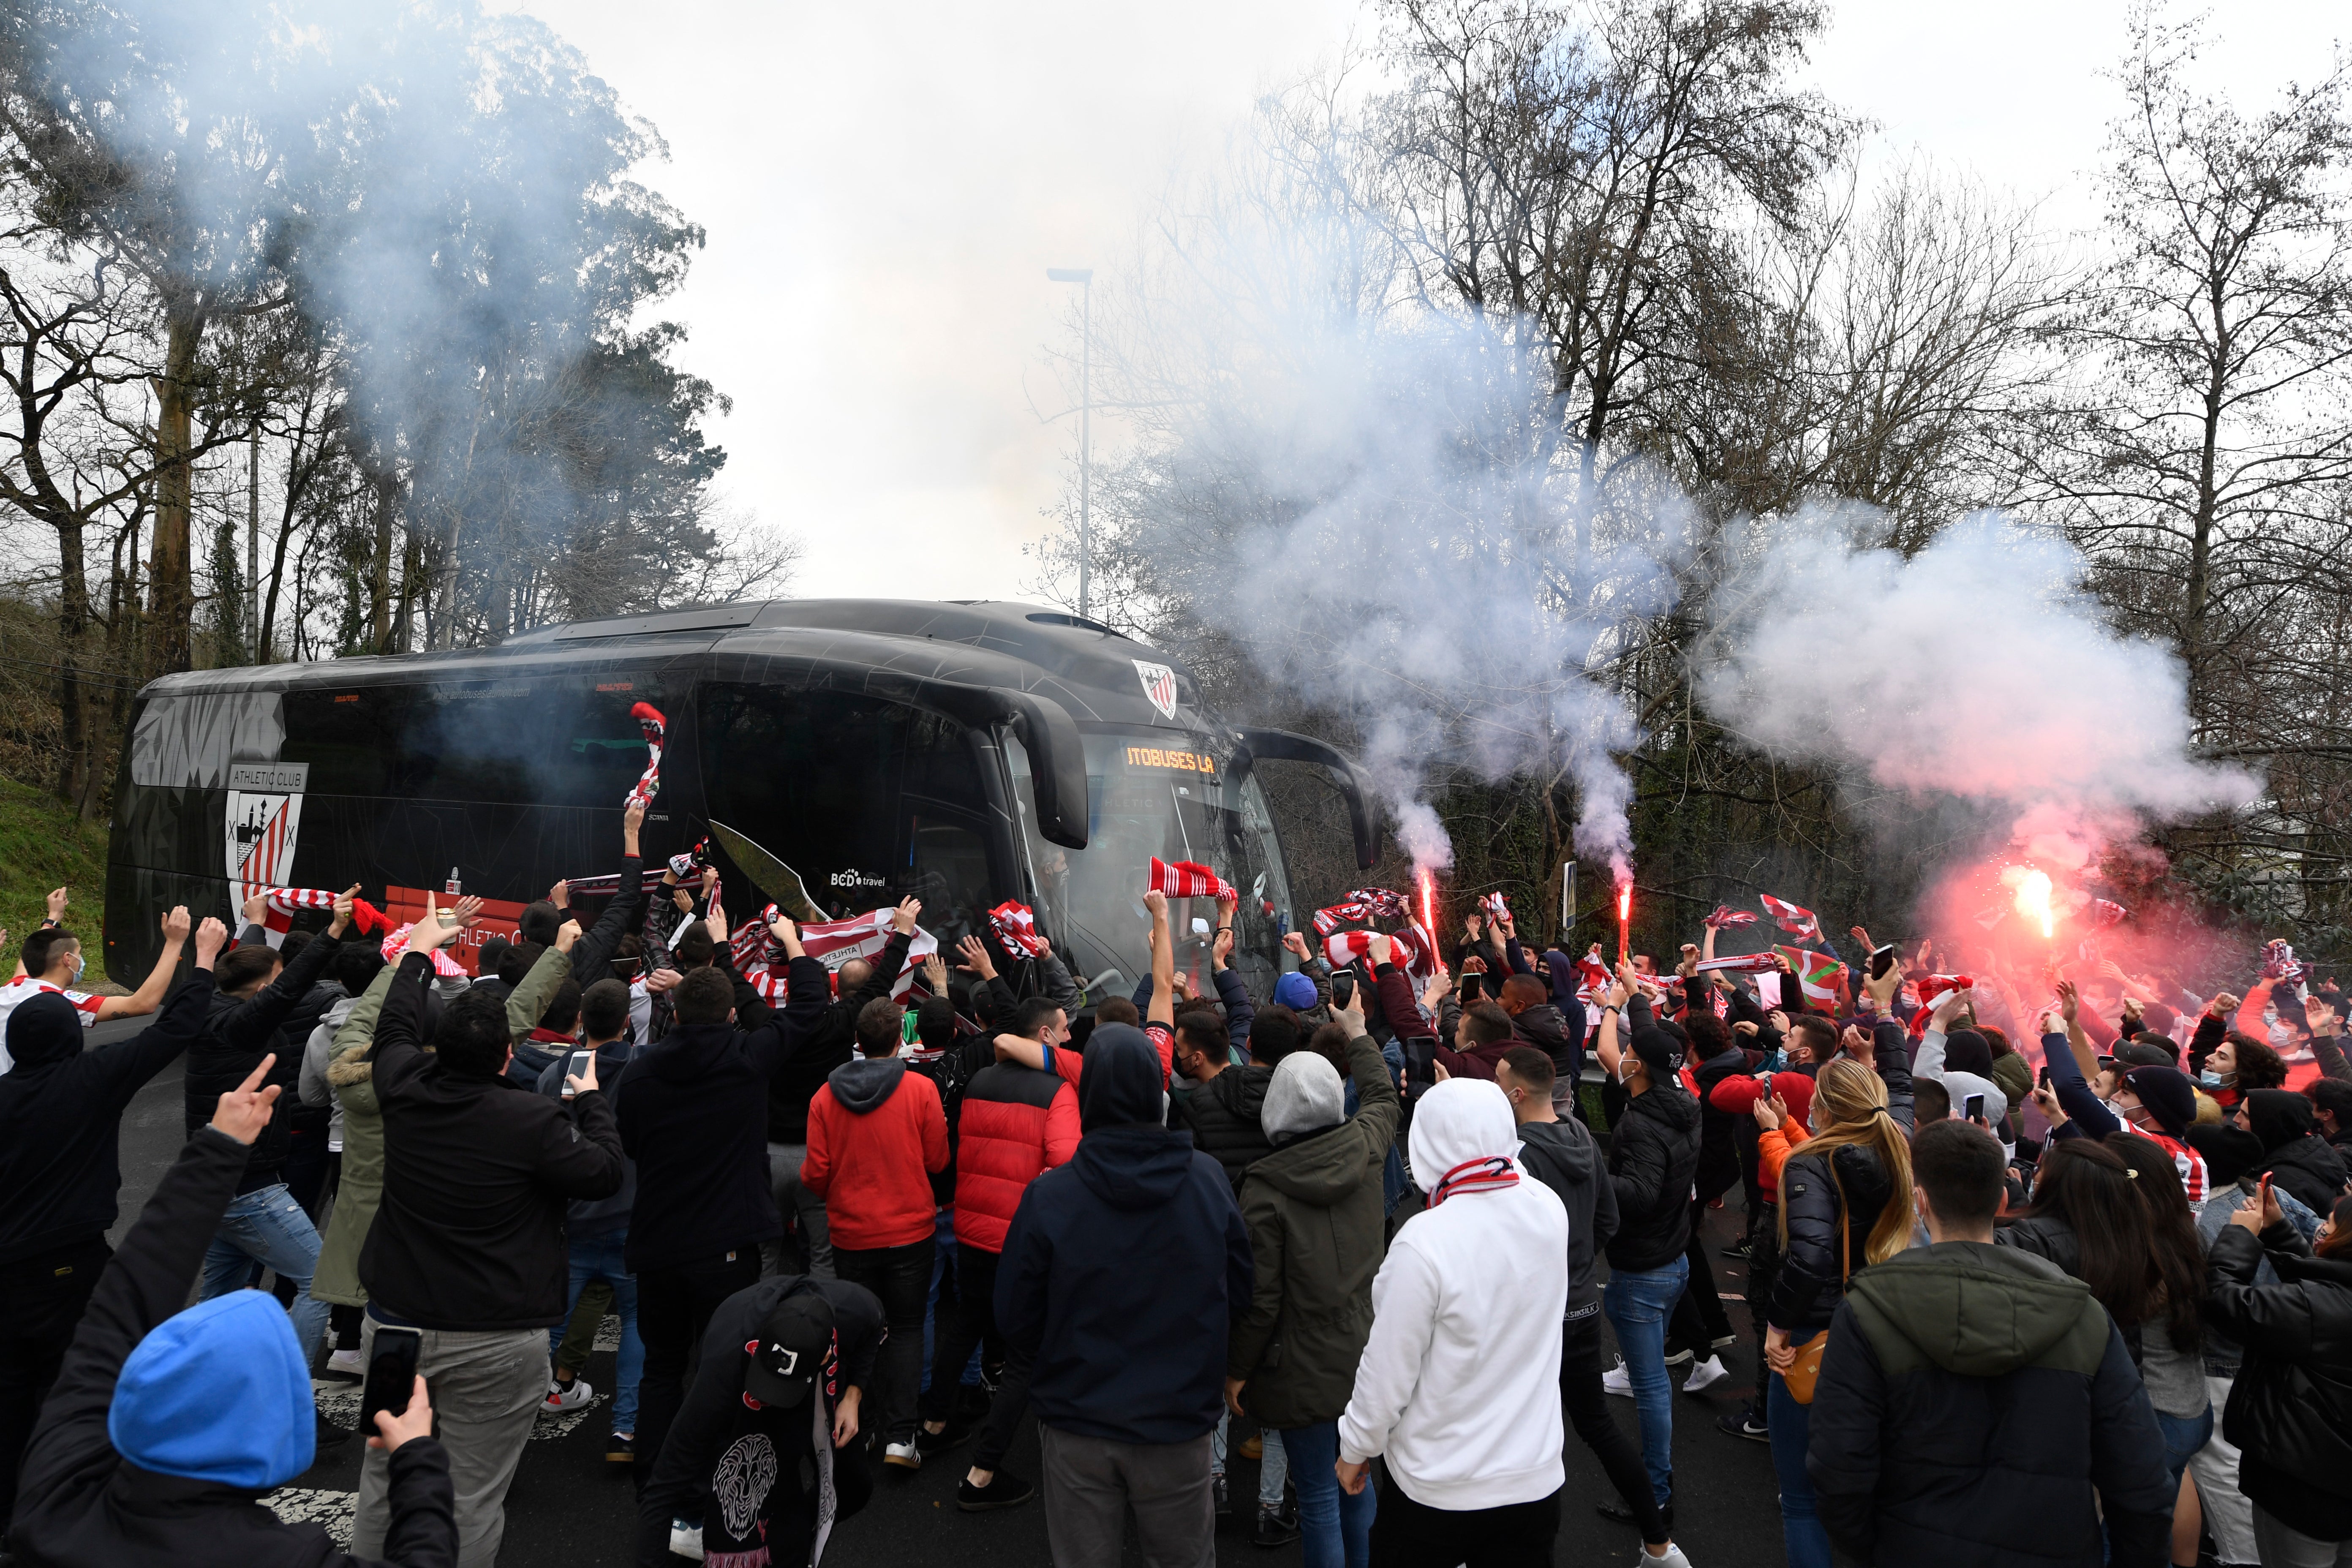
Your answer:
[2123,1066,2197,1136]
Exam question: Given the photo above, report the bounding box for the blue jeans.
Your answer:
[1283,1419,1373,1568]
[1768,1371,1832,1568]
[199,1182,329,1364]
[1601,1255,1688,1506]
[547,1229,641,1432]
[2156,1405,2213,1486]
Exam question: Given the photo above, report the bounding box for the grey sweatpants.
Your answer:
[350,1318,547,1568]
[1040,1423,1215,1568]
[762,1141,833,1278]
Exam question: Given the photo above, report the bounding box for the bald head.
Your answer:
[838,958,874,992]
[1498,974,1547,1015]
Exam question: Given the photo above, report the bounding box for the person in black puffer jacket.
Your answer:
[180,894,353,1369]
[1594,981,1701,1528]
[1168,1009,1274,1191]
[1764,1051,1915,1568]
[2243,1089,2352,1218]
[2203,1190,2352,1558]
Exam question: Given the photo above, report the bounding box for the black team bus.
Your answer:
[105,599,1375,1009]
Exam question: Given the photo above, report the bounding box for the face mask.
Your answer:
[68,953,84,986]
[2199,1070,2226,1089]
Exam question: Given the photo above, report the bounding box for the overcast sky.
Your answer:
[501,0,2343,605]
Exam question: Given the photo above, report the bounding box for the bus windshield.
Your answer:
[1007,730,1293,1007]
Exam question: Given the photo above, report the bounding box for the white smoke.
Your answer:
[1080,104,1686,882]
[1696,511,2260,866]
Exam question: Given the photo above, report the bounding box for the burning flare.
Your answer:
[1617,881,1632,964]
[1419,868,1435,941]
[2013,868,2055,940]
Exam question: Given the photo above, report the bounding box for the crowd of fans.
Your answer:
[1,819,2349,1568]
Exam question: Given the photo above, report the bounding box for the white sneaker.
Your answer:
[544,1376,593,1412]
[882,1439,923,1470]
[1682,1355,1730,1393]
[1639,1544,1693,1567]
[1602,1360,1633,1398]
[324,1347,365,1380]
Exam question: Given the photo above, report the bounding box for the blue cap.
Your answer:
[109,1290,316,1489]
[1274,972,1320,1011]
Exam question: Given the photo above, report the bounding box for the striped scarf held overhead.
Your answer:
[622,702,667,809]
[251,888,392,949]
[1311,887,1409,938]
[988,901,1049,958]
[1147,857,1234,901]
[727,906,940,1003]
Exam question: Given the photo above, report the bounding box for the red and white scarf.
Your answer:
[1311,887,1409,938]
[1147,857,1234,901]
[251,888,393,948]
[1429,1154,1520,1206]
[1478,891,1509,921]
[988,901,1049,958]
[732,907,941,1003]
[1693,952,1779,976]
[623,702,667,809]
[1760,893,1821,944]
[381,923,470,978]
[1704,905,1759,930]
[1322,926,1434,983]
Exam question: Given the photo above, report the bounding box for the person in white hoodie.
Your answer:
[1334,1077,1568,1567]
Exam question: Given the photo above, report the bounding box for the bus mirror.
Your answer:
[998,689,1090,852]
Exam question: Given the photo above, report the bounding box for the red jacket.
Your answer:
[800,1059,949,1250]
[953,1060,1079,1254]
[1707,1070,1816,1203]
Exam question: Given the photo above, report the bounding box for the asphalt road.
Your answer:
[93,1015,1785,1567]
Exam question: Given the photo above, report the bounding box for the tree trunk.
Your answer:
[368,467,397,651]
[145,308,204,680]
[53,515,93,815]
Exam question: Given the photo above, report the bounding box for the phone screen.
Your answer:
[359,1326,422,1432]
[1405,1039,1437,1087]
[1330,972,1356,1010]
[562,1048,593,1097]
[1870,945,1895,980]
[2037,1066,2052,1089]
[1964,1093,1985,1122]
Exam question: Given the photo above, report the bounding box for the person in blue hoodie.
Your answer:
[8,1050,455,1568]
[997,1022,1254,1568]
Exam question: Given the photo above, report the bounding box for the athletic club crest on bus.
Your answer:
[224,761,310,902]
[1133,660,1180,720]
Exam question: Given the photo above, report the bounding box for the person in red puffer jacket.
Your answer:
[800,998,948,1470]
[912,994,1080,1509]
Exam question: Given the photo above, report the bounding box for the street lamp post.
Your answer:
[1046,267,1093,620]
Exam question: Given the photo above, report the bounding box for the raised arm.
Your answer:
[102,916,222,1097]
[92,905,193,1021]
[568,803,647,985]
[1145,888,1175,1029]
[506,925,576,1045]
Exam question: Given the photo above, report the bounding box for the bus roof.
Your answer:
[133,599,1214,732]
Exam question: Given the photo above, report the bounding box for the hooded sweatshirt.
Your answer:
[1515,1114,1616,1321]
[9,1121,456,1568]
[614,965,791,1274]
[0,979,213,1266]
[1339,1078,1566,1511]
[997,1024,1252,1445]
[1228,1034,1400,1429]
[2245,1088,2351,1216]
[800,1054,948,1250]
[1808,1240,2173,1568]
